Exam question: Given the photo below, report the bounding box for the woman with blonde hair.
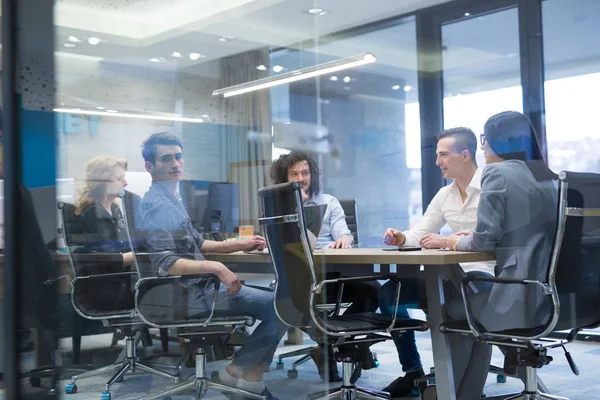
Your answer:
[75,155,134,269]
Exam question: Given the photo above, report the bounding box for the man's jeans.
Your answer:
[188,284,288,372]
[378,278,425,373]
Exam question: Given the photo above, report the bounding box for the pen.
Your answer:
[384,236,390,243]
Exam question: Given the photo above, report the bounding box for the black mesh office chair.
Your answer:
[258,181,429,400]
[440,171,600,400]
[339,198,359,247]
[10,186,91,398]
[274,198,359,379]
[58,197,179,400]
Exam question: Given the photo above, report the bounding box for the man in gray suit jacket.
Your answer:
[443,111,558,399]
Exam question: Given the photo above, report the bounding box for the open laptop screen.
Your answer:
[303,204,327,251]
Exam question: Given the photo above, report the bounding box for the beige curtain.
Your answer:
[220,50,272,229]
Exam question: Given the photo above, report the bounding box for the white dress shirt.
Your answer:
[403,168,494,274]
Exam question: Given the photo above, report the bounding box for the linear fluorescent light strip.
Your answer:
[213,52,376,98]
[53,108,204,123]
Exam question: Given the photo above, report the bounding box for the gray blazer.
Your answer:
[456,160,558,332]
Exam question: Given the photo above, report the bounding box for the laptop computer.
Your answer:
[245,203,327,254]
[303,203,327,251]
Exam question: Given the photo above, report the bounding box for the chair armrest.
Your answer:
[462,275,553,294]
[460,276,555,340]
[310,275,404,337]
[135,274,232,329]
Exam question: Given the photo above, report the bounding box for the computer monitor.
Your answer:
[200,182,240,233]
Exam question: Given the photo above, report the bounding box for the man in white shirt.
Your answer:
[378,127,492,398]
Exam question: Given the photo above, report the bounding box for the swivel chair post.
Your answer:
[307,358,391,400]
[139,347,266,400]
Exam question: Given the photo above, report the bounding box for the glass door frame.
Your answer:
[415,0,546,207]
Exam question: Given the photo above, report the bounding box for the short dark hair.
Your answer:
[141,132,183,164]
[437,127,478,166]
[484,111,543,161]
[270,152,320,196]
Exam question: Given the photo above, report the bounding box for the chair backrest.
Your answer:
[258,181,325,329]
[339,198,358,245]
[18,186,59,330]
[553,171,600,331]
[58,199,137,316]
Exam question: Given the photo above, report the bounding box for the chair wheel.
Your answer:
[276,361,284,370]
[287,369,298,379]
[496,374,507,383]
[29,376,42,387]
[100,391,112,400]
[65,383,78,394]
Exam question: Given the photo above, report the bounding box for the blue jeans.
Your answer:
[188,284,288,372]
[378,278,426,373]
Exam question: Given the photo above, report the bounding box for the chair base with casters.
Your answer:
[440,320,576,400]
[138,347,266,400]
[481,349,569,400]
[308,357,390,400]
[65,330,180,398]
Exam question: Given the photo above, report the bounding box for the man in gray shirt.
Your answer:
[140,132,286,399]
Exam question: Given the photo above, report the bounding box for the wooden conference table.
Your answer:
[205,248,496,400]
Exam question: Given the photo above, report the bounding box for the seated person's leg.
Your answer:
[378,278,426,397]
[188,284,287,396]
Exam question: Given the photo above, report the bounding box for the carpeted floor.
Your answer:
[9,328,600,400]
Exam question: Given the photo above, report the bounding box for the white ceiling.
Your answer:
[53,0,450,74]
[53,0,600,102]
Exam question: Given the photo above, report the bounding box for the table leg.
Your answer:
[424,265,457,400]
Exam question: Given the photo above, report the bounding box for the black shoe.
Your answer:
[382,368,425,398]
[311,347,342,382]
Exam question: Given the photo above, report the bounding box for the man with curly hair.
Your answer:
[270,152,381,381]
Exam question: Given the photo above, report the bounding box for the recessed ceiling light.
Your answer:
[106,109,119,113]
[307,8,327,15]
[272,65,284,73]
[172,52,182,58]
[403,85,412,92]
[64,43,77,48]
[329,76,338,81]
[96,106,105,110]
[218,36,234,42]
[202,114,209,118]
[464,12,471,16]
[67,36,81,43]
[391,85,401,91]
[343,76,351,83]
[256,65,268,71]
[149,57,161,63]
[88,37,101,45]
[189,52,205,60]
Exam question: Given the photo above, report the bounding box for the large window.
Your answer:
[543,0,600,173]
[270,19,422,241]
[441,8,523,167]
